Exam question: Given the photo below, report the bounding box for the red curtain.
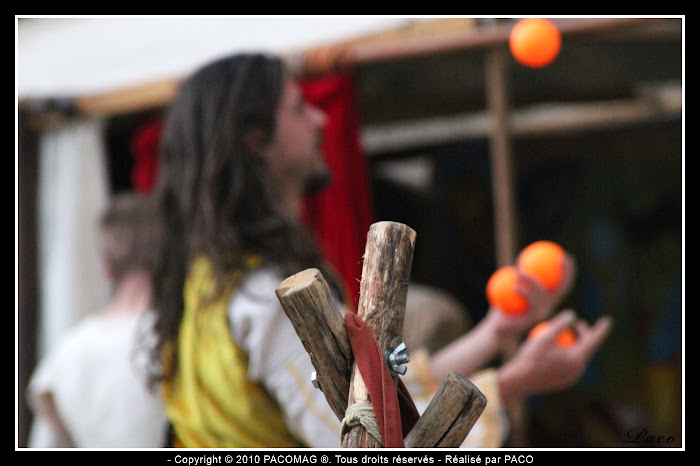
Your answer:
[299,73,375,309]
[129,117,161,193]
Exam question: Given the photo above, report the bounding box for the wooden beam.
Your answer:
[403,372,486,448]
[75,77,181,118]
[18,18,676,119]
[361,92,683,155]
[276,268,353,422]
[299,17,661,74]
[484,46,528,448]
[485,46,517,268]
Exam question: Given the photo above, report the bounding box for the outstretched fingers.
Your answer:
[572,316,614,361]
[557,254,577,297]
[532,309,577,347]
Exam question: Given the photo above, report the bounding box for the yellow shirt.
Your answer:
[162,256,306,448]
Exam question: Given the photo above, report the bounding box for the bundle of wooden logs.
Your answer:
[276,221,486,448]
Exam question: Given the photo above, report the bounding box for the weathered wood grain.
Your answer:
[342,221,417,448]
[404,372,487,448]
[276,268,352,421]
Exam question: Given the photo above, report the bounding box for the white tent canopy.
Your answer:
[17,16,413,99]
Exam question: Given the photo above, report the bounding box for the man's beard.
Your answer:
[303,133,332,196]
[303,166,333,196]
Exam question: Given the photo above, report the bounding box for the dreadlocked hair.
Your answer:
[146,53,323,389]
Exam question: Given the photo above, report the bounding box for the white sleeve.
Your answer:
[26,353,74,448]
[229,268,342,448]
[27,415,72,448]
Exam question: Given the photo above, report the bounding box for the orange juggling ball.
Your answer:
[486,265,529,316]
[528,320,577,347]
[517,240,566,291]
[509,18,562,68]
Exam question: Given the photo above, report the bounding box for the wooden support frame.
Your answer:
[18,18,671,119]
[277,221,487,448]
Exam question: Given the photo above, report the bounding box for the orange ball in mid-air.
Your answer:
[486,266,529,316]
[528,321,577,347]
[509,18,562,68]
[517,240,566,291]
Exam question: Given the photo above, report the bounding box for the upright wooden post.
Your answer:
[341,222,416,448]
[485,45,527,447]
[486,46,518,268]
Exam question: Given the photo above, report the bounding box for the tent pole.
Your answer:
[486,46,518,270]
[485,44,528,447]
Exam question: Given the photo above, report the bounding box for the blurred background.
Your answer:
[17,16,683,449]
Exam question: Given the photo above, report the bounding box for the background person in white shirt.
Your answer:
[27,192,168,448]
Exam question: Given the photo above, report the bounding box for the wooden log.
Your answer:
[403,372,487,448]
[341,221,417,448]
[276,268,353,421]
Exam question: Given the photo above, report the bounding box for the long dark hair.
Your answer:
[147,53,322,388]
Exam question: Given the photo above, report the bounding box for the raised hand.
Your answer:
[496,309,614,407]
